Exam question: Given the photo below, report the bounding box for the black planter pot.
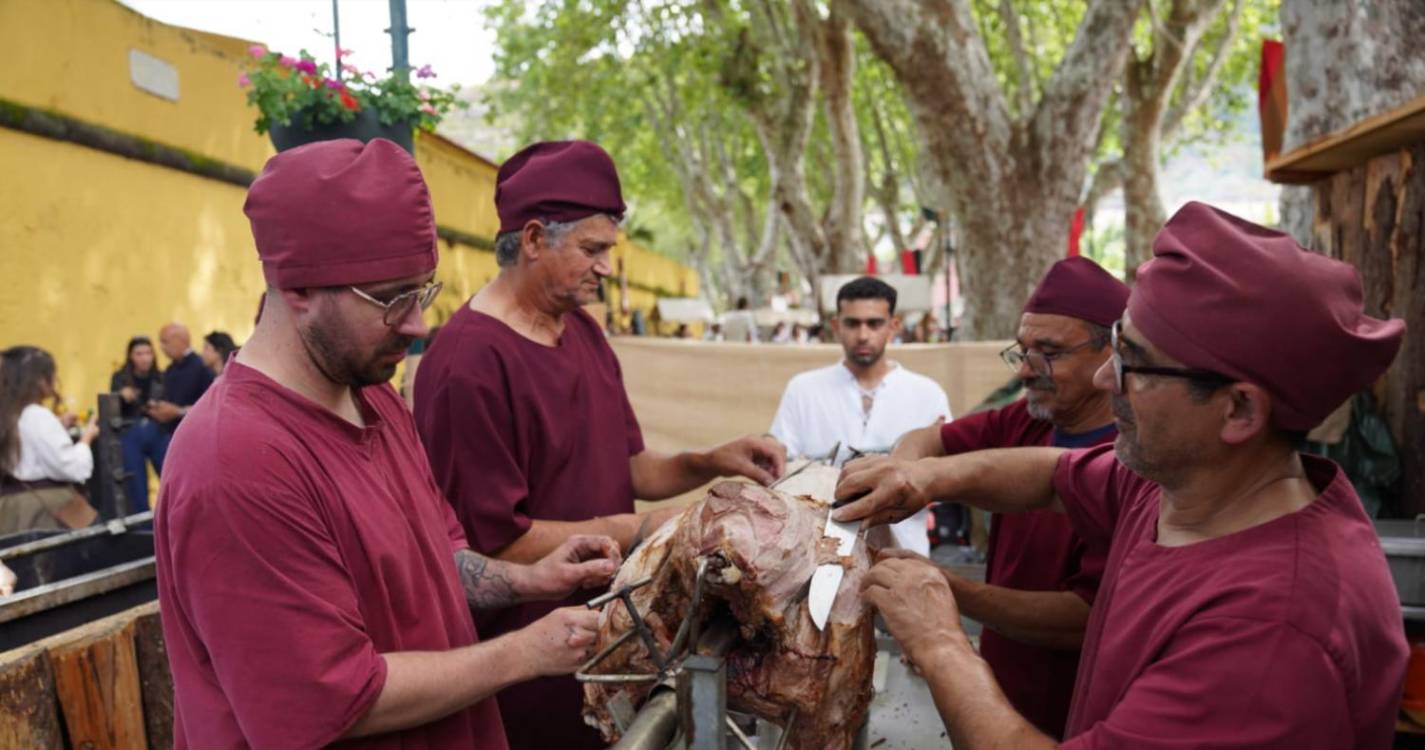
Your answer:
[268,107,415,154]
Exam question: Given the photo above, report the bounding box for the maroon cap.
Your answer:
[495,140,626,234]
[244,138,436,289]
[1023,257,1130,326]
[1130,201,1404,431]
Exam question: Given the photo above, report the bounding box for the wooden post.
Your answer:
[133,606,174,750]
[0,646,63,749]
[46,614,148,749]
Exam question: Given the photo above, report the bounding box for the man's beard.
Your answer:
[300,312,412,388]
[846,343,885,368]
[1023,375,1057,421]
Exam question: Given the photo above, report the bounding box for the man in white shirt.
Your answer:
[769,277,950,554]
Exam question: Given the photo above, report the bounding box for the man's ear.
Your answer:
[1219,382,1273,446]
[520,220,546,263]
[279,287,318,318]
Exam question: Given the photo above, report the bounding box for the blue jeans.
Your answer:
[120,419,169,515]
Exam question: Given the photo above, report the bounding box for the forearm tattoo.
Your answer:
[455,549,519,610]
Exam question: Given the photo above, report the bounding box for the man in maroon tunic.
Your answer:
[836,202,1408,749]
[156,138,624,749]
[413,140,786,749]
[890,256,1127,737]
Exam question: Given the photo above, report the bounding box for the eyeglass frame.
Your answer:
[999,338,1099,378]
[1109,319,1233,393]
[348,280,443,326]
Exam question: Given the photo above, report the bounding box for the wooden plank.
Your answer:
[133,608,174,750]
[0,646,63,749]
[47,611,149,749]
[1267,92,1425,183]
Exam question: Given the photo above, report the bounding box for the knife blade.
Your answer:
[808,508,861,630]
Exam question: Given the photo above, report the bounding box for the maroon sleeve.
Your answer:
[1061,619,1349,749]
[422,366,533,555]
[939,408,1002,454]
[169,474,386,746]
[1052,444,1146,552]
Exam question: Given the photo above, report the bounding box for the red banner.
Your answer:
[1067,207,1085,257]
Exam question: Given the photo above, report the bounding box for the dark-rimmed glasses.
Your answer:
[1110,320,1233,393]
[349,280,443,326]
[1000,339,1098,378]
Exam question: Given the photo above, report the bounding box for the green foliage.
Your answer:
[239,46,464,135]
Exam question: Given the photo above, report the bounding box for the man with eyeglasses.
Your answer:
[412,140,787,750]
[155,139,624,749]
[834,202,1407,749]
[886,255,1127,738]
[768,275,951,554]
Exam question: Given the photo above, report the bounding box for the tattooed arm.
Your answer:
[454,534,623,611]
[454,549,522,610]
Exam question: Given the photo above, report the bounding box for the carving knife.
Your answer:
[808,501,860,631]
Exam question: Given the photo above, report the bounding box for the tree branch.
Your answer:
[835,0,1012,188]
[998,0,1037,117]
[1036,0,1149,154]
[1162,0,1244,143]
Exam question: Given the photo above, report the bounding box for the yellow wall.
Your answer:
[0,0,698,412]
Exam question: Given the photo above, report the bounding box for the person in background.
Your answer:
[111,336,168,514]
[148,323,214,437]
[0,346,99,535]
[770,321,792,344]
[201,331,238,377]
[769,276,951,555]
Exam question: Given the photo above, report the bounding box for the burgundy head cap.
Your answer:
[1129,201,1404,431]
[495,140,626,234]
[244,138,436,289]
[1023,256,1130,327]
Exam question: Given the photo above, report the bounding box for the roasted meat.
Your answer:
[582,480,875,750]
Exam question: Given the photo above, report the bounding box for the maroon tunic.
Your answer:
[155,361,506,749]
[1056,445,1407,748]
[939,399,1113,737]
[414,304,643,750]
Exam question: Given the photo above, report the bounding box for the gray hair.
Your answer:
[493,214,620,267]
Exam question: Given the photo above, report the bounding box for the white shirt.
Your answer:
[769,361,952,554]
[11,404,93,483]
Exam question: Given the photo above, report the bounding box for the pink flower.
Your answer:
[338,48,355,57]
[237,72,251,87]
[341,63,361,75]
[279,55,298,68]
[420,104,437,115]
[323,77,343,90]
[295,59,318,75]
[418,90,430,101]
[416,64,436,79]
[248,44,267,59]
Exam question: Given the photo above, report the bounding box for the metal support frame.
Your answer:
[679,655,727,750]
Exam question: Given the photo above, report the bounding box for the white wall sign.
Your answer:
[129,48,179,102]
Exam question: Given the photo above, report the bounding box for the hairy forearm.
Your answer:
[493,517,640,565]
[920,448,1068,514]
[892,424,947,460]
[629,449,710,500]
[947,576,1088,651]
[920,641,1058,750]
[343,636,530,738]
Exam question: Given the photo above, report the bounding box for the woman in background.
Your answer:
[200,331,238,378]
[111,336,166,514]
[0,345,98,535]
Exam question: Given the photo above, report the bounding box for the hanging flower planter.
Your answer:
[268,106,415,154]
[240,46,461,155]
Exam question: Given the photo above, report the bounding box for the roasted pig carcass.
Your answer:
[582,480,875,750]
